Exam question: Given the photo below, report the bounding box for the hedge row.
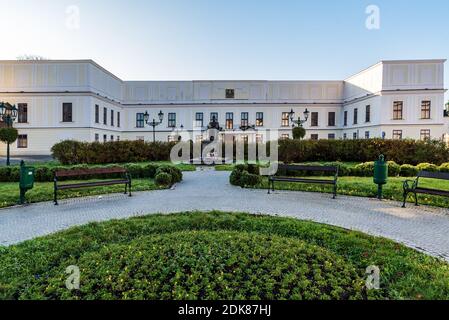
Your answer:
[52,139,449,166]
[278,139,449,165]
[230,162,449,181]
[51,140,176,165]
[0,163,182,183]
[288,162,445,178]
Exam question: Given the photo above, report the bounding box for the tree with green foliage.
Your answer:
[292,126,306,140]
[0,127,18,166]
[0,127,18,144]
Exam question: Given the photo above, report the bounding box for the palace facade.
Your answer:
[0,59,447,155]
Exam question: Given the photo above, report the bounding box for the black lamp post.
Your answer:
[0,102,18,166]
[289,108,310,128]
[144,110,164,143]
[239,124,255,132]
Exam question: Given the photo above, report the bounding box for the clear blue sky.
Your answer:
[0,0,447,99]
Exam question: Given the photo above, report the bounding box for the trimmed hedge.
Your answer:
[0,163,182,183]
[278,139,449,165]
[229,161,449,182]
[52,139,449,167]
[51,140,176,165]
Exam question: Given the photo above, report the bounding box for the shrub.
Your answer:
[155,172,172,186]
[354,162,374,177]
[278,139,449,165]
[0,127,18,144]
[240,171,262,188]
[438,163,449,173]
[0,163,183,183]
[387,161,401,177]
[400,164,419,177]
[292,126,306,140]
[155,165,182,183]
[416,163,439,172]
[230,169,243,187]
[52,140,175,165]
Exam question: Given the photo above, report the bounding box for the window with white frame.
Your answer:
[421,101,431,119]
[17,135,28,148]
[196,112,204,127]
[393,130,403,140]
[256,112,264,127]
[420,129,431,141]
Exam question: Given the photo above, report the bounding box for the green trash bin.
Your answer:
[373,155,388,200]
[19,160,35,204]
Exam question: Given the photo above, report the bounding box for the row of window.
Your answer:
[392,101,431,120]
[94,134,121,143]
[281,111,337,127]
[94,104,121,127]
[341,129,431,141]
[13,103,122,126]
[11,101,433,129]
[135,112,266,129]
[344,105,371,126]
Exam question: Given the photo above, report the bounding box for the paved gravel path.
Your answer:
[1,168,449,261]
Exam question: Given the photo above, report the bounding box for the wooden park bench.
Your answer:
[268,164,339,199]
[54,167,132,205]
[402,171,449,208]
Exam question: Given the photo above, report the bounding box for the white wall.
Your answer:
[0,59,447,156]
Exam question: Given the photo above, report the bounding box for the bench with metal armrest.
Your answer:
[402,171,449,208]
[54,167,132,205]
[268,164,339,199]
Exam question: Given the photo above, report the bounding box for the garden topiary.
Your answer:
[292,126,306,140]
[416,163,439,172]
[438,163,449,173]
[229,168,243,187]
[400,164,419,177]
[354,162,374,177]
[240,171,262,188]
[155,165,183,183]
[0,127,18,144]
[155,172,172,186]
[387,161,401,177]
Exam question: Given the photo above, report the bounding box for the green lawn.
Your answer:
[259,176,449,208]
[0,179,163,208]
[1,212,448,300]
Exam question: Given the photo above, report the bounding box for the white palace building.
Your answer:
[0,59,447,156]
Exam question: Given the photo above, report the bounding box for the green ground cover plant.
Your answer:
[0,162,193,183]
[1,212,448,300]
[229,164,449,208]
[0,163,186,208]
[0,178,163,208]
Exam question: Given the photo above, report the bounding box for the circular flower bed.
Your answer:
[39,231,363,300]
[1,212,448,300]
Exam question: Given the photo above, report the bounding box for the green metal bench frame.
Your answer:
[402,171,449,208]
[268,164,339,199]
[54,167,132,205]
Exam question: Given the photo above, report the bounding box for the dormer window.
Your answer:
[226,89,235,99]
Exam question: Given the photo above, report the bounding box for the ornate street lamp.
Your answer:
[289,108,310,128]
[144,110,164,143]
[0,102,19,166]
